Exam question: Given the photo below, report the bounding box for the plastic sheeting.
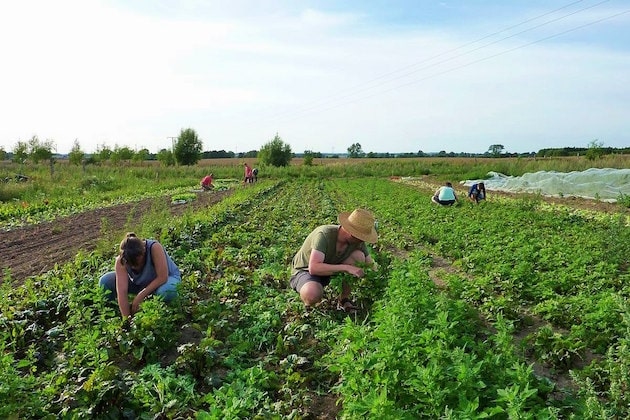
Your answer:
[462,168,630,203]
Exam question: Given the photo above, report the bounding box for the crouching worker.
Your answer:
[468,182,486,203]
[200,173,214,191]
[99,232,181,318]
[289,208,378,313]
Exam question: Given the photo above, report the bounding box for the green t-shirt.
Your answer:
[291,225,369,275]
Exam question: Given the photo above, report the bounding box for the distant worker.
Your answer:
[468,182,486,204]
[252,167,259,182]
[200,173,214,191]
[431,182,459,206]
[244,163,254,184]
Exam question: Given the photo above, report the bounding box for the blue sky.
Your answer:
[1,0,628,155]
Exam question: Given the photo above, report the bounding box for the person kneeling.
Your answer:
[468,182,486,204]
[99,232,181,318]
[200,174,214,191]
[289,208,378,313]
[431,182,459,206]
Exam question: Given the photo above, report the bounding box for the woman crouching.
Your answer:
[99,232,181,318]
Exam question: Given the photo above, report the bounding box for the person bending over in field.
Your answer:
[431,182,459,206]
[99,232,181,318]
[468,182,486,204]
[290,208,378,313]
[200,173,214,191]
[244,163,254,184]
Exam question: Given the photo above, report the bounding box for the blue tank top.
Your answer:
[126,239,180,287]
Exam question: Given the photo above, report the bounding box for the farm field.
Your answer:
[2,159,630,418]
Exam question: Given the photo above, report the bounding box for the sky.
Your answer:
[1,0,629,155]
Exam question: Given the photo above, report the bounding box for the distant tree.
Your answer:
[258,133,292,167]
[111,146,135,163]
[303,150,314,166]
[12,141,28,164]
[96,144,113,163]
[205,149,235,159]
[347,143,364,158]
[133,148,150,163]
[27,136,55,164]
[585,139,605,161]
[174,128,203,166]
[0,147,6,161]
[437,150,447,157]
[488,144,505,157]
[68,139,84,165]
[157,148,176,166]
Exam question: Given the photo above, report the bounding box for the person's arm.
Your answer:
[308,249,364,278]
[131,242,169,314]
[115,257,131,318]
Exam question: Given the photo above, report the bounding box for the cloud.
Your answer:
[0,1,628,154]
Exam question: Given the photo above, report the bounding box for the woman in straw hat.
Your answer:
[290,208,378,313]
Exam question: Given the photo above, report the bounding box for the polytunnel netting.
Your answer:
[462,168,630,203]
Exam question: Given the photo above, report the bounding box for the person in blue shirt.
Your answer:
[468,182,486,203]
[431,182,458,206]
[99,232,181,318]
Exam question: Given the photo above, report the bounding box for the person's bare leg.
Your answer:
[299,281,324,306]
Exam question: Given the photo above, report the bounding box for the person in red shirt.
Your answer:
[200,173,214,190]
[244,163,254,184]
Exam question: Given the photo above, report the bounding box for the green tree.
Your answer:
[0,147,6,161]
[157,148,175,166]
[585,139,605,161]
[303,150,314,166]
[133,148,150,163]
[258,133,292,167]
[111,145,135,163]
[174,128,203,166]
[68,139,85,165]
[347,142,364,158]
[28,136,55,164]
[96,144,112,163]
[488,144,505,157]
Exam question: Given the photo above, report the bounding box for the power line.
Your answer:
[269,0,590,121]
[268,1,623,123]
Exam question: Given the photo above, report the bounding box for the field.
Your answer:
[2,157,630,418]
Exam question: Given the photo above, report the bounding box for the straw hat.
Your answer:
[338,208,378,243]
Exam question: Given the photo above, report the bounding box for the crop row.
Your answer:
[2,178,629,417]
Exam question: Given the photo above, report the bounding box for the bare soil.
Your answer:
[0,190,232,285]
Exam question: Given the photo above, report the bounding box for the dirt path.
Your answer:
[0,190,232,285]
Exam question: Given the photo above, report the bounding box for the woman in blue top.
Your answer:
[468,182,486,203]
[99,232,181,318]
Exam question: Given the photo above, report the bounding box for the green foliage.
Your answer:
[68,139,84,165]
[488,144,505,157]
[585,139,605,161]
[12,140,28,164]
[96,143,112,162]
[303,150,314,166]
[3,163,630,416]
[157,148,176,166]
[174,128,203,166]
[258,133,292,167]
[347,142,364,158]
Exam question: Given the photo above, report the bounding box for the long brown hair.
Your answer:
[119,232,144,266]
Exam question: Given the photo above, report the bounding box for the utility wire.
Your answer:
[273,0,590,118]
[267,1,619,123]
[303,7,630,116]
